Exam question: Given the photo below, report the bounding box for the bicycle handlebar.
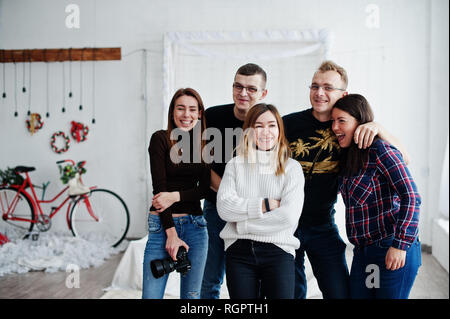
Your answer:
[55,160,86,168]
[56,159,75,165]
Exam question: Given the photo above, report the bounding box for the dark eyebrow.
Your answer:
[255,120,277,124]
[234,82,257,89]
[175,104,197,108]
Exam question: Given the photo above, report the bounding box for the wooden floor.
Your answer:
[0,252,124,299]
[0,250,448,299]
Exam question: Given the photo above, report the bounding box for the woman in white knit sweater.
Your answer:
[217,103,304,299]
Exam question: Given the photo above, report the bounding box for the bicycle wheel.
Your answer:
[69,189,129,247]
[0,187,35,239]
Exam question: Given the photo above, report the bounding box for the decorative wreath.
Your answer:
[70,121,89,142]
[26,113,44,134]
[50,131,70,154]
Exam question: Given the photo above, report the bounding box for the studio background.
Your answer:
[0,0,448,271]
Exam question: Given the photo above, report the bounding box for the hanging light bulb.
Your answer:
[68,48,73,98]
[22,70,26,92]
[1,50,6,98]
[13,61,18,118]
[91,48,96,124]
[61,59,65,113]
[79,48,84,112]
[22,52,26,93]
[44,50,50,118]
[26,54,32,117]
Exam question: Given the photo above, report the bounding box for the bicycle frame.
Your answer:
[4,171,97,230]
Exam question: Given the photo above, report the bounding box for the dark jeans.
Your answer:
[225,239,295,299]
[294,222,350,299]
[200,200,227,299]
[349,236,421,299]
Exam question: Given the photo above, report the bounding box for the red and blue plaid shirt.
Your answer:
[339,139,421,250]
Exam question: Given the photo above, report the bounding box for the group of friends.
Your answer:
[141,61,422,299]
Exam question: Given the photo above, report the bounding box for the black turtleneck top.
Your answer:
[148,129,210,230]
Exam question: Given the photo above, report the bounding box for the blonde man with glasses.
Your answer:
[283,60,409,299]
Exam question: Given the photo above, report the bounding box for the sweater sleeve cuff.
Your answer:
[247,198,263,219]
[236,220,248,234]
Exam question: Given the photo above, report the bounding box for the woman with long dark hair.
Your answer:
[331,94,421,299]
[217,103,304,298]
[142,88,210,299]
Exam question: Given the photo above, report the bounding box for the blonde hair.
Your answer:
[317,60,348,89]
[237,103,291,176]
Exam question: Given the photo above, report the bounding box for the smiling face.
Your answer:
[331,107,359,148]
[253,110,279,151]
[310,70,347,121]
[172,95,200,131]
[233,73,267,117]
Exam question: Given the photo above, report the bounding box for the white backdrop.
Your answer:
[0,0,448,248]
[166,30,329,115]
[163,29,331,124]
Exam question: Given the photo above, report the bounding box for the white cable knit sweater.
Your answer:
[217,150,304,257]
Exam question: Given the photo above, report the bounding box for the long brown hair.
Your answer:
[237,103,291,176]
[333,94,375,176]
[166,88,207,158]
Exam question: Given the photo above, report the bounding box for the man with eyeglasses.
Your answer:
[201,63,268,299]
[283,60,409,299]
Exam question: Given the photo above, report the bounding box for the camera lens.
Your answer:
[149,246,191,279]
[150,259,173,278]
[150,260,164,278]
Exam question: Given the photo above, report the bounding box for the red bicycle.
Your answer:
[0,159,129,247]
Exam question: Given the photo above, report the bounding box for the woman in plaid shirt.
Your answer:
[331,94,421,299]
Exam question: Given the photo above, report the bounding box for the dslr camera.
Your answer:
[150,246,191,278]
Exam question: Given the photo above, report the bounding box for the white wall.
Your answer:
[0,0,448,245]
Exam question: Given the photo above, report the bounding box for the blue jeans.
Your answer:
[349,236,421,299]
[142,214,208,299]
[200,200,227,299]
[225,239,295,299]
[294,222,350,299]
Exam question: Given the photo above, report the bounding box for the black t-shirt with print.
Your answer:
[283,108,341,227]
[204,104,244,204]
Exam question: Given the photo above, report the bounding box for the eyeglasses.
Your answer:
[233,83,260,95]
[309,84,346,92]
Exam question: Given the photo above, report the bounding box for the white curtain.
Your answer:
[162,29,332,126]
[439,136,449,218]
